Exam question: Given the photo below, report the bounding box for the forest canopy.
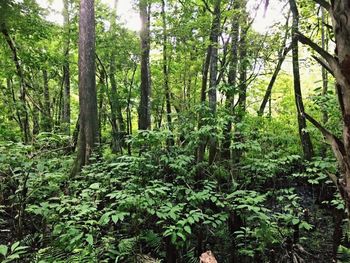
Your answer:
[1,0,350,262]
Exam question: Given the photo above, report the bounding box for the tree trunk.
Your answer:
[1,25,30,143]
[138,0,151,130]
[232,12,248,165]
[161,0,174,147]
[42,69,52,131]
[222,6,240,161]
[289,0,314,161]
[62,0,71,134]
[208,0,221,165]
[258,13,291,116]
[72,0,98,175]
[320,6,328,157]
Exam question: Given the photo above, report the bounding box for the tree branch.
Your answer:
[296,31,349,89]
[201,0,214,14]
[311,55,334,76]
[312,0,331,11]
[296,31,334,63]
[302,111,346,166]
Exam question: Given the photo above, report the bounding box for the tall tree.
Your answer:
[138,0,151,130]
[232,6,248,165]
[296,0,350,215]
[208,0,221,164]
[72,0,98,174]
[258,13,291,116]
[161,0,173,146]
[109,0,125,153]
[42,69,52,131]
[1,25,30,143]
[222,2,240,161]
[62,0,71,134]
[289,0,314,161]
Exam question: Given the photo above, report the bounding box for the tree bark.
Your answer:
[42,69,52,131]
[222,4,240,161]
[62,0,71,134]
[208,0,221,165]
[109,4,125,153]
[289,0,314,161]
[320,6,328,157]
[138,0,151,130]
[161,0,174,147]
[72,0,98,175]
[1,25,30,143]
[232,11,248,165]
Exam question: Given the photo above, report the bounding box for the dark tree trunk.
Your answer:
[1,25,30,143]
[197,45,211,164]
[289,0,314,161]
[320,7,328,157]
[222,6,239,161]
[258,14,291,116]
[108,3,125,153]
[232,13,248,165]
[138,0,151,130]
[296,0,350,223]
[42,69,52,131]
[72,0,98,175]
[208,0,221,165]
[62,0,71,134]
[161,0,174,147]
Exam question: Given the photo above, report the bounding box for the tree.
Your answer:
[208,0,221,164]
[62,0,71,134]
[296,0,350,213]
[138,0,151,130]
[161,0,173,146]
[258,13,291,116]
[222,1,240,161]
[72,0,98,174]
[289,0,314,161]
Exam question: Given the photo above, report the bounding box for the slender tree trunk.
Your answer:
[161,0,174,146]
[197,46,212,164]
[1,26,30,143]
[222,8,239,161]
[98,70,105,144]
[258,14,291,116]
[289,0,314,161]
[62,0,71,134]
[320,7,328,157]
[42,69,52,131]
[232,13,248,165]
[208,0,221,165]
[72,0,98,175]
[7,78,22,127]
[138,0,151,130]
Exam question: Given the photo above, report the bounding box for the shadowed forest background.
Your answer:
[1,0,350,262]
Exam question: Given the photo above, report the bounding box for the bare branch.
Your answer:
[311,55,334,76]
[296,31,334,63]
[296,32,349,89]
[201,0,214,14]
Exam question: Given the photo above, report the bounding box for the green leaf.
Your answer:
[11,241,19,252]
[99,212,111,225]
[86,234,93,245]
[89,183,100,190]
[112,214,119,223]
[184,225,191,234]
[292,218,300,225]
[0,245,8,257]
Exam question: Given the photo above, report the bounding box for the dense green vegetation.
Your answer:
[1,0,350,262]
